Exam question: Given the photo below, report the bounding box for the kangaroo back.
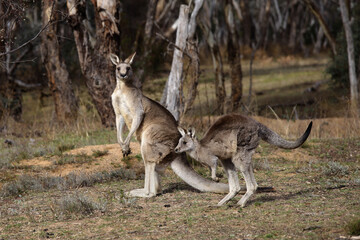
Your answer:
[258,122,312,149]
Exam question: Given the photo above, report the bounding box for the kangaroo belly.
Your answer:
[207,130,237,159]
[140,124,179,163]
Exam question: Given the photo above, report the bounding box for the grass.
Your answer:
[321,161,350,177]
[56,193,107,217]
[53,153,95,165]
[346,219,360,235]
[0,150,359,239]
[1,56,360,239]
[92,149,109,158]
[0,169,138,198]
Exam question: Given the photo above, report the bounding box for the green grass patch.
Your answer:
[92,149,109,158]
[346,219,360,235]
[54,154,95,165]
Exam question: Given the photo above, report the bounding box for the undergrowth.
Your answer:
[0,168,138,198]
[345,219,360,236]
[56,193,107,216]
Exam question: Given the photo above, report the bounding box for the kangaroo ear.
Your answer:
[125,52,136,64]
[110,54,120,65]
[188,127,196,138]
[178,127,186,137]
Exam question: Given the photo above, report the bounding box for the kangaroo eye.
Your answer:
[183,141,187,145]
[117,67,120,71]
[126,67,130,71]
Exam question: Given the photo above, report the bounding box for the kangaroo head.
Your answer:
[175,127,196,153]
[110,52,136,82]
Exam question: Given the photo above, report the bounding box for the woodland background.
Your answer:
[0,1,360,239]
[1,0,359,127]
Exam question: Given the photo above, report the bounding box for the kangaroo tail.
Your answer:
[171,154,229,193]
[258,121,312,149]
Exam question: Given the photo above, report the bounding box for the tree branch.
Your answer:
[14,79,42,89]
[155,32,192,59]
[8,46,32,73]
[0,1,60,57]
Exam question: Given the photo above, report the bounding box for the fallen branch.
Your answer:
[14,79,42,89]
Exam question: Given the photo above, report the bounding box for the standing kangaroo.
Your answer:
[110,52,228,197]
[175,114,312,207]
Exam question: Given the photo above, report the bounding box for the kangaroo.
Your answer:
[183,127,219,181]
[175,114,312,207]
[110,52,228,197]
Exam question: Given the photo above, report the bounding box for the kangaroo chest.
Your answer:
[119,97,133,127]
[112,90,134,128]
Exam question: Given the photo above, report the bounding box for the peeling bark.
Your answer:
[225,1,243,112]
[41,0,78,122]
[164,4,189,121]
[67,0,121,127]
[182,0,203,117]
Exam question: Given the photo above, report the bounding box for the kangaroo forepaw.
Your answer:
[213,177,220,182]
[122,148,131,157]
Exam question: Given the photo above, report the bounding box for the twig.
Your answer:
[8,46,32,73]
[0,1,59,57]
[14,79,42,89]
[155,32,192,59]
[267,106,281,120]
[8,58,37,65]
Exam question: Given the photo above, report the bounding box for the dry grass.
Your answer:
[1,56,360,239]
[181,115,360,140]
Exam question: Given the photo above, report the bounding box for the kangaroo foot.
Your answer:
[126,188,156,198]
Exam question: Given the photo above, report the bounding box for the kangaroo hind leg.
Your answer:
[233,149,258,207]
[217,159,240,206]
[127,140,162,198]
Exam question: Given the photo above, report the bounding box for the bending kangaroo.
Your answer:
[175,114,312,207]
[110,52,228,197]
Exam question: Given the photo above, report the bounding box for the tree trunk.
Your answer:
[41,0,78,123]
[67,0,120,127]
[288,2,302,51]
[138,0,158,84]
[303,0,337,55]
[239,0,252,47]
[225,1,243,112]
[164,4,189,121]
[0,2,23,126]
[182,0,203,117]
[199,1,226,114]
[339,0,358,114]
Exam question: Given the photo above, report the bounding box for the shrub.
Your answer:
[92,149,109,158]
[346,219,360,236]
[253,158,270,171]
[321,161,349,177]
[0,169,138,198]
[57,193,106,216]
[57,144,75,153]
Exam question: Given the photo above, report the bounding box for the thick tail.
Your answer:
[171,154,229,193]
[258,121,312,149]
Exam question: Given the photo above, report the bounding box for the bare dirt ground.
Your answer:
[1,139,360,240]
[16,142,143,176]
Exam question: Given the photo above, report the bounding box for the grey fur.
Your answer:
[175,114,312,207]
[111,53,228,198]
